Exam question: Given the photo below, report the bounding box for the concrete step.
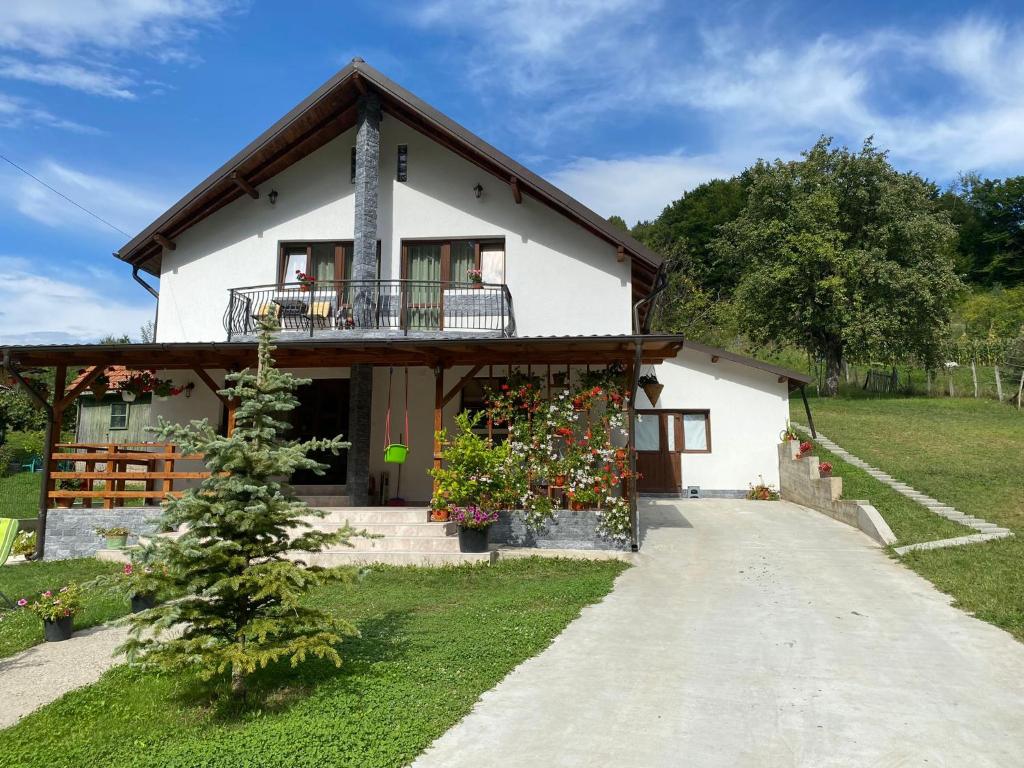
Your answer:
[292,484,348,495]
[300,550,497,567]
[299,507,431,525]
[344,535,462,553]
[297,495,351,507]
[300,521,458,537]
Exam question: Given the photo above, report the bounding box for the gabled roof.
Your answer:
[116,58,664,297]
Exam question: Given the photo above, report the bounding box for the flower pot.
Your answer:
[121,391,137,403]
[130,593,157,613]
[43,616,74,642]
[430,509,450,522]
[458,526,489,553]
[614,448,627,462]
[299,284,311,292]
[553,475,565,487]
[551,372,568,388]
[58,498,74,509]
[641,382,664,405]
[105,534,128,550]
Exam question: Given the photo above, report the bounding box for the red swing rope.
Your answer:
[384,367,410,447]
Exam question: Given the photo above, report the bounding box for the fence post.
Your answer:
[927,370,932,395]
[971,359,979,398]
[1017,369,1024,411]
[995,365,1003,401]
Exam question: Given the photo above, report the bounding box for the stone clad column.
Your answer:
[346,90,382,506]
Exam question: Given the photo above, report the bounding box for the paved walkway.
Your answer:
[794,424,1013,554]
[0,623,129,729]
[413,499,1024,768]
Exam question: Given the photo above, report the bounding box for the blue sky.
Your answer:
[2,0,1024,343]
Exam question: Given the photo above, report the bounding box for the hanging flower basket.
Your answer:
[121,390,137,403]
[638,373,663,405]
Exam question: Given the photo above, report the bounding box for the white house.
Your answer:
[2,59,809,556]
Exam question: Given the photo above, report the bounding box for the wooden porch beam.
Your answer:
[441,364,484,408]
[229,171,259,199]
[154,233,176,251]
[191,366,231,408]
[432,365,445,494]
[55,364,108,411]
[510,175,522,204]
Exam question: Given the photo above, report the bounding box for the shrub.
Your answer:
[13,530,36,558]
[0,430,45,476]
[746,476,780,501]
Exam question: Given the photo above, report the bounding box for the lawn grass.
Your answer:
[0,558,627,768]
[0,558,123,658]
[0,472,42,518]
[805,440,970,545]
[791,395,1024,641]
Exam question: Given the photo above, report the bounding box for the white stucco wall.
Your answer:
[638,349,791,492]
[156,119,631,343]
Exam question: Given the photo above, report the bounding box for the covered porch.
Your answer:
[3,334,685,558]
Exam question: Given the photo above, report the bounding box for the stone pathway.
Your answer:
[795,424,1013,555]
[0,622,129,729]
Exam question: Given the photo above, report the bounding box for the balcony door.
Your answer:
[401,239,502,330]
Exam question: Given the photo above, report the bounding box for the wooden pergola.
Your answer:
[3,334,686,557]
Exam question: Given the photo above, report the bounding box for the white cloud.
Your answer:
[0,0,242,98]
[0,58,136,99]
[0,92,99,132]
[0,256,155,344]
[0,160,168,237]
[415,6,1024,181]
[549,152,745,224]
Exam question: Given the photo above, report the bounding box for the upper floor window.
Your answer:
[401,238,505,284]
[278,241,380,284]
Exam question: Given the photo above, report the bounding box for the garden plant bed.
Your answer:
[0,558,123,658]
[791,396,1024,641]
[1,557,627,767]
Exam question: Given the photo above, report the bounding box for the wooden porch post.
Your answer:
[628,345,641,551]
[38,365,66,559]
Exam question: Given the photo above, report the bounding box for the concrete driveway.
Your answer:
[413,498,1024,767]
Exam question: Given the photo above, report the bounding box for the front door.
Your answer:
[290,378,349,485]
[636,411,682,493]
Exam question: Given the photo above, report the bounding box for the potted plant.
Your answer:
[466,267,483,285]
[638,373,663,405]
[779,422,799,442]
[745,476,780,501]
[121,372,151,403]
[89,371,110,400]
[819,461,833,478]
[57,478,83,508]
[430,507,450,522]
[151,377,183,402]
[96,526,131,549]
[13,530,36,560]
[295,269,315,292]
[22,583,83,642]
[120,562,163,612]
[449,504,499,552]
[551,370,568,388]
[796,440,814,459]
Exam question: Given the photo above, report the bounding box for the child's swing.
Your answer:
[383,366,410,465]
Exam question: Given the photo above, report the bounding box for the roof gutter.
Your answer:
[632,263,669,335]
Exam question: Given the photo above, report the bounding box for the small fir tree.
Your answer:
[119,323,356,698]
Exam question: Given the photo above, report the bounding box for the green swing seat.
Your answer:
[384,367,410,465]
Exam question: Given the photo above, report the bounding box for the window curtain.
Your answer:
[406,243,442,328]
[450,240,475,283]
[310,243,335,282]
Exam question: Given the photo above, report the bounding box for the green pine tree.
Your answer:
[119,323,357,698]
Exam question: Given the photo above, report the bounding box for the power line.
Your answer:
[0,152,131,237]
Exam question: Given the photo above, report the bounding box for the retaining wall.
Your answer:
[489,509,629,550]
[43,507,163,560]
[778,442,896,546]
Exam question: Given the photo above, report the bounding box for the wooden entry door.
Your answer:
[290,379,350,485]
[635,411,683,493]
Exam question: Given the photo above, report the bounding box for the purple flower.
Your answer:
[16,598,27,607]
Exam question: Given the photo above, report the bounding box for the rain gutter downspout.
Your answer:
[130,263,160,339]
[627,263,670,551]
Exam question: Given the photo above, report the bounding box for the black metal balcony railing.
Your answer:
[223,280,516,340]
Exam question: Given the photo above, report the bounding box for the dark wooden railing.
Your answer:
[223,279,516,340]
[48,443,208,508]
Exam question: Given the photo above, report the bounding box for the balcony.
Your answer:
[223,279,516,341]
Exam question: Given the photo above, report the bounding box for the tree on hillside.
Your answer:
[607,214,629,232]
[119,323,357,699]
[715,137,962,396]
[938,174,1024,286]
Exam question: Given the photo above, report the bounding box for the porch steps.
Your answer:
[104,507,493,567]
[293,485,351,508]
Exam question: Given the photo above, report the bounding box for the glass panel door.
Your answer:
[406,243,442,329]
[450,241,476,284]
[283,248,306,284]
[635,413,660,451]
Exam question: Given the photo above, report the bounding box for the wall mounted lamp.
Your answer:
[473,183,483,199]
[268,189,279,205]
